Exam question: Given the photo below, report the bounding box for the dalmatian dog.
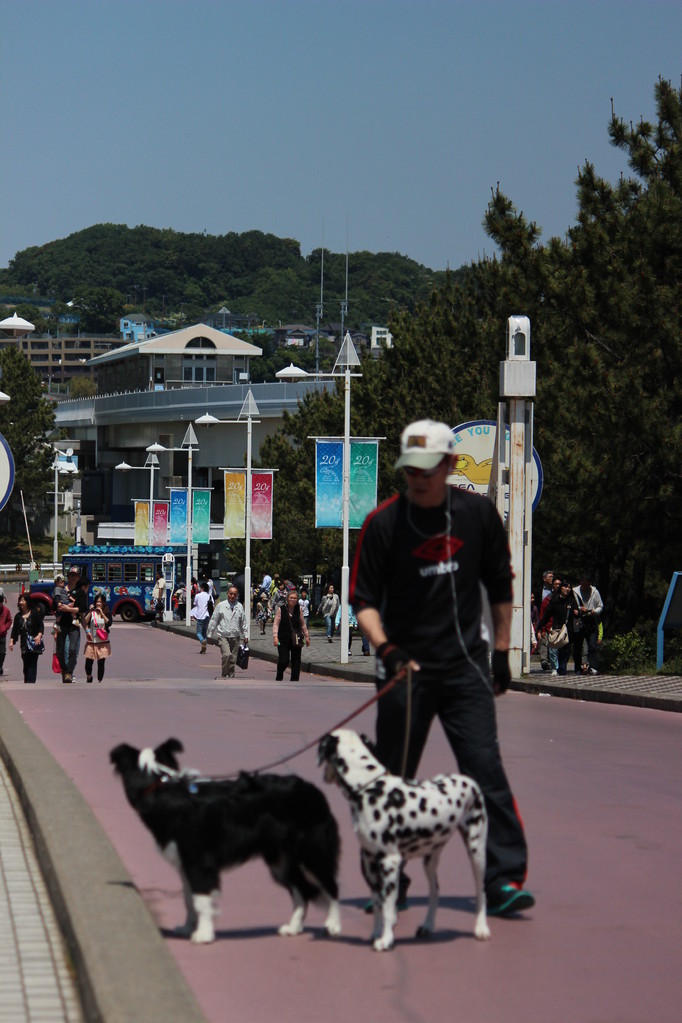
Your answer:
[318,728,490,951]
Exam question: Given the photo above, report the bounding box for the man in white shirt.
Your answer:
[207,585,248,678]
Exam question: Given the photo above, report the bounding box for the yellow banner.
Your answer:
[224,471,246,538]
[134,501,149,546]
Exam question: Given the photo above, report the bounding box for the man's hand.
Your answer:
[491,650,511,695]
[377,642,411,679]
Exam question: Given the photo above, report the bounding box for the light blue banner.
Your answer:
[192,489,211,544]
[349,440,378,528]
[315,440,343,527]
[169,488,188,545]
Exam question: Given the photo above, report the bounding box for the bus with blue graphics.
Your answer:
[28,545,186,622]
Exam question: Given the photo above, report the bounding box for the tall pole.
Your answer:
[340,363,351,663]
[500,316,536,677]
[245,409,253,644]
[53,459,59,566]
[148,460,155,546]
[185,438,194,628]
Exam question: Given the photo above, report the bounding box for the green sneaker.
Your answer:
[487,883,535,917]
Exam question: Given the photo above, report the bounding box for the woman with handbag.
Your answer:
[82,594,112,683]
[273,589,310,681]
[537,579,579,676]
[9,594,44,684]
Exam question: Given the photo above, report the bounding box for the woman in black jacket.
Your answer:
[538,580,579,676]
[9,594,44,684]
[273,589,310,681]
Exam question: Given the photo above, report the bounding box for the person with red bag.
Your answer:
[0,589,13,676]
[82,594,112,683]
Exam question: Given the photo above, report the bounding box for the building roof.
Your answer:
[88,323,263,366]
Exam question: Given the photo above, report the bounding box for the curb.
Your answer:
[0,693,207,1023]
[509,678,682,714]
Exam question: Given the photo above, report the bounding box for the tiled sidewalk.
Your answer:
[0,758,83,1023]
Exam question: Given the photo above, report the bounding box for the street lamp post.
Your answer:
[180,425,199,628]
[116,433,198,625]
[52,448,78,567]
[196,390,260,642]
[115,450,160,545]
[277,333,361,664]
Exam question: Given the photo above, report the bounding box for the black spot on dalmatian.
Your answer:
[383,788,407,810]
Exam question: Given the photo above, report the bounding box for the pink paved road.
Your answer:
[3,620,681,1023]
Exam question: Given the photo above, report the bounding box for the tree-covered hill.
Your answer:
[0,224,448,329]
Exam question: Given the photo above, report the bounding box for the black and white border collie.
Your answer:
[110,738,341,944]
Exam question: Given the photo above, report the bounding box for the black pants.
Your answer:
[374,654,528,894]
[21,650,39,684]
[0,633,6,673]
[276,641,302,681]
[572,627,598,672]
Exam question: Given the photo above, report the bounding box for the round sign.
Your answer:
[448,420,543,512]
[0,432,15,513]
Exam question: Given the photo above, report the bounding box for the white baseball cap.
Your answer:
[395,420,455,470]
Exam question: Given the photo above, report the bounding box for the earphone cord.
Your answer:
[445,503,494,694]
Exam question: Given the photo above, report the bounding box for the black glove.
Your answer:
[376,642,410,680]
[491,650,511,695]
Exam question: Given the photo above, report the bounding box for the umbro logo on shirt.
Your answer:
[413,535,464,562]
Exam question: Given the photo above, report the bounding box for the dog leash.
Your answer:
[400,666,413,780]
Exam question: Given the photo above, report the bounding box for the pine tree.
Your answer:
[0,346,55,536]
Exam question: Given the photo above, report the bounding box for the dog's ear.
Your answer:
[317,733,338,765]
[110,743,139,774]
[155,738,183,770]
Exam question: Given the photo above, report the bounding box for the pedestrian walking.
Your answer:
[151,568,165,623]
[317,585,339,643]
[9,594,44,684]
[0,589,13,676]
[273,589,309,681]
[190,581,211,653]
[55,566,88,683]
[207,585,247,678]
[351,418,534,917]
[573,576,604,675]
[82,594,112,683]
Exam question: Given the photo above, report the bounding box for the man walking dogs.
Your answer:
[207,585,247,679]
[351,419,534,917]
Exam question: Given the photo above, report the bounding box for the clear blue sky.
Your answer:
[2,1,680,275]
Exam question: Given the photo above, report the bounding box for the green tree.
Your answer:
[68,376,97,398]
[0,346,55,534]
[72,286,125,334]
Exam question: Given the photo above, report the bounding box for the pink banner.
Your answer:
[251,471,273,540]
[151,502,168,545]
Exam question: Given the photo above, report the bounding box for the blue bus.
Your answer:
[28,545,187,622]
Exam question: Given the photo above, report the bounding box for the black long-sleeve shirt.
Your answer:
[350,489,512,674]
